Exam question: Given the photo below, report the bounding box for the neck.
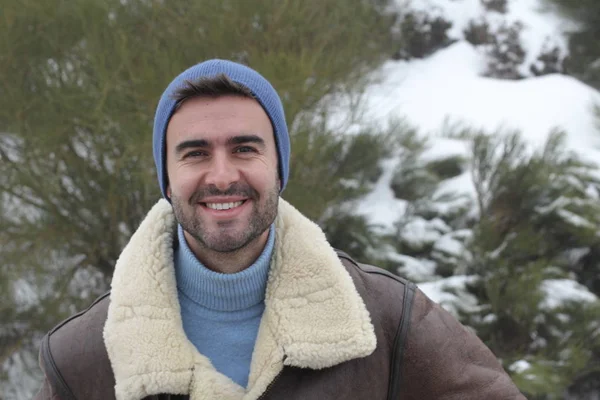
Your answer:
[183,229,270,274]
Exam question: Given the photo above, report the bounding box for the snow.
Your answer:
[355,0,600,231]
[509,359,532,374]
[353,0,600,316]
[12,279,39,311]
[389,253,438,281]
[425,194,474,220]
[421,137,470,162]
[565,248,591,266]
[363,41,600,157]
[5,1,600,397]
[507,0,579,72]
[403,0,485,40]
[556,209,597,229]
[536,195,575,214]
[586,183,600,200]
[402,0,579,75]
[540,279,598,309]
[435,172,477,203]
[355,157,407,231]
[428,218,452,233]
[399,217,445,248]
[3,352,40,400]
[419,275,480,317]
[433,234,464,257]
[483,313,497,324]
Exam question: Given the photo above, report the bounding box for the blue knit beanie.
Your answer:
[153,60,290,199]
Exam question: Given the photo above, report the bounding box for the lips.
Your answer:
[203,200,246,210]
[197,198,251,220]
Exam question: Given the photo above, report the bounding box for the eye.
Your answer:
[235,146,256,153]
[184,150,207,158]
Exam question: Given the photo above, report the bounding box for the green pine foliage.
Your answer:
[380,129,475,282]
[4,0,600,398]
[374,126,600,399]
[286,116,397,223]
[467,131,600,398]
[544,0,600,90]
[0,0,400,394]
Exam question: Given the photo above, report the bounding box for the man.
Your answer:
[36,60,526,400]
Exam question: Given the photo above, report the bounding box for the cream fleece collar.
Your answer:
[104,198,376,400]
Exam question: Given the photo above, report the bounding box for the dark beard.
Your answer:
[171,181,279,253]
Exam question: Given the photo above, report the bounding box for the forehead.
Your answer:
[166,95,274,145]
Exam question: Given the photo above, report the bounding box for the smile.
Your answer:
[203,200,246,210]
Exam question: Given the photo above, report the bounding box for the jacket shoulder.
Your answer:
[40,292,115,400]
[335,250,525,399]
[399,287,526,399]
[335,249,411,292]
[335,250,418,398]
[335,249,414,342]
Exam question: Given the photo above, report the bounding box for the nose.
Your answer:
[204,151,240,190]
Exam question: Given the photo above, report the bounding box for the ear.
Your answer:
[166,185,172,199]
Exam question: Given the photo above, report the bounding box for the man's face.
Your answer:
[165,95,280,253]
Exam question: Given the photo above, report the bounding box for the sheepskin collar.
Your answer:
[104,198,376,400]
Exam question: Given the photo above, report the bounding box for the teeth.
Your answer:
[205,201,244,210]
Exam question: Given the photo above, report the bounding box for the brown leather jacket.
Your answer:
[35,199,525,399]
[35,254,525,400]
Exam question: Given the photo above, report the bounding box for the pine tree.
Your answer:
[376,126,600,399]
[0,0,400,395]
[545,0,600,90]
[467,131,600,398]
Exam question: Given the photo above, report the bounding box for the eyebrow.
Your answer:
[226,135,265,148]
[174,134,266,154]
[175,139,210,154]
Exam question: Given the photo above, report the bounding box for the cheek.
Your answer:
[248,166,279,192]
[168,167,199,197]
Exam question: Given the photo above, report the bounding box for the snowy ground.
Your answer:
[351,0,600,308]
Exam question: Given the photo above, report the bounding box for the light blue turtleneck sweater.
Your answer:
[174,225,275,388]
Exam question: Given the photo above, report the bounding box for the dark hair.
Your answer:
[171,73,255,110]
